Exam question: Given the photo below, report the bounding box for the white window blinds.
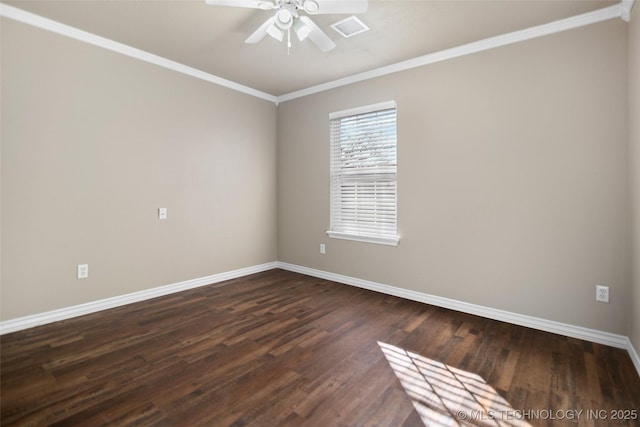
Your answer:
[328,101,398,246]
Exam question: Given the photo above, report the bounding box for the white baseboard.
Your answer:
[0,262,278,335]
[277,262,630,350]
[628,338,640,376]
[2,260,638,379]
[278,262,640,378]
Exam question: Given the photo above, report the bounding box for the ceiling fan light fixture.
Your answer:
[206,0,366,52]
[267,23,284,41]
[293,19,311,41]
[275,9,294,30]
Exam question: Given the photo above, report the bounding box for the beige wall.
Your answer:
[630,3,640,352]
[1,19,278,320]
[1,9,634,341]
[278,19,630,334]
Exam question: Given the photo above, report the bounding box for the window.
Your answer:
[327,101,398,246]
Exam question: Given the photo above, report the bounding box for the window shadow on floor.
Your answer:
[378,341,531,427]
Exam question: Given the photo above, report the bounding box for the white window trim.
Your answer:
[326,230,399,246]
[327,100,399,246]
[329,100,397,120]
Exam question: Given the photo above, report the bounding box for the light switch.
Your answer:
[158,208,167,220]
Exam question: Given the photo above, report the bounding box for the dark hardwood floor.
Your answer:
[2,269,639,426]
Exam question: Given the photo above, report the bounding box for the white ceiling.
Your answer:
[2,0,620,97]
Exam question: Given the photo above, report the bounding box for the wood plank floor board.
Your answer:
[2,269,639,426]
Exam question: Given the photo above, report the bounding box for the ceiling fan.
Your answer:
[204,0,368,52]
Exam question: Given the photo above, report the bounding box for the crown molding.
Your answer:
[620,0,635,21]
[278,2,628,102]
[0,2,632,105]
[0,3,278,104]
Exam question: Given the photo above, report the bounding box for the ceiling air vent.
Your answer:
[330,16,369,38]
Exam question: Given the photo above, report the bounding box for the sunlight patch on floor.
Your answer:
[378,341,531,427]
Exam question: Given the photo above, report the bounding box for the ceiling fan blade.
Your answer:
[205,0,275,10]
[303,0,368,15]
[299,16,336,52]
[245,17,276,43]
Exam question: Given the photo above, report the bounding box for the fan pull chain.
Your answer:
[287,28,291,55]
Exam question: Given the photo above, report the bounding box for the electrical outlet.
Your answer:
[77,264,89,279]
[596,285,609,303]
[320,244,326,254]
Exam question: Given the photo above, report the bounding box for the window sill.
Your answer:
[326,231,399,246]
